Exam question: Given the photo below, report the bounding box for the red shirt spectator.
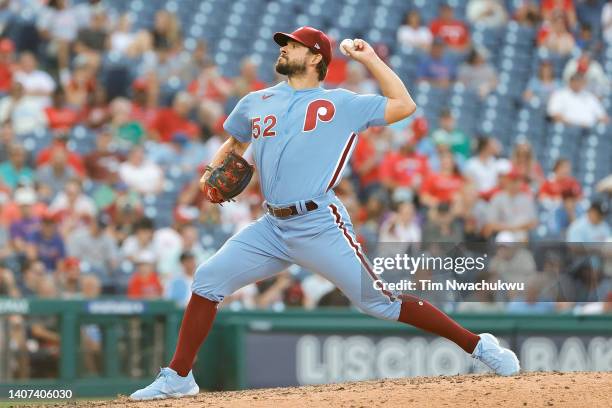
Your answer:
[150,92,199,142]
[187,64,233,104]
[129,78,158,128]
[419,150,463,205]
[539,158,582,201]
[127,256,163,299]
[44,88,80,131]
[0,39,15,93]
[151,108,199,143]
[380,142,429,189]
[36,141,86,177]
[429,5,470,50]
[324,58,348,87]
[45,107,79,131]
[352,129,382,187]
[420,171,464,203]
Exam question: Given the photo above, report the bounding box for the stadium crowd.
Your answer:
[0,0,610,328]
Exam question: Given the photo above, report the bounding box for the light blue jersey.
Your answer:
[224,81,388,205]
[193,81,402,323]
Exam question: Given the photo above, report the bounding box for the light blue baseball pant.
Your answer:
[192,191,402,321]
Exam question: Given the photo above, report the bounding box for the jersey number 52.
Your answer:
[251,115,277,139]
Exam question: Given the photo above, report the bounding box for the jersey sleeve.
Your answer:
[345,92,388,132]
[223,94,252,143]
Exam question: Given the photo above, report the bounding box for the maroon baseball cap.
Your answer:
[273,26,332,65]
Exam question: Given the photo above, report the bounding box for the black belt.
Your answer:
[266,201,318,218]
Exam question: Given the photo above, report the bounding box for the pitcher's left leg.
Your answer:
[292,202,519,375]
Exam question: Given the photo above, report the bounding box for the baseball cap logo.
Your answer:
[314,43,320,49]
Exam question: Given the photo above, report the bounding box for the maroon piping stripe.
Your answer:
[326,133,357,191]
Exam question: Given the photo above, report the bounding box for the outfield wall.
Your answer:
[0,298,611,398]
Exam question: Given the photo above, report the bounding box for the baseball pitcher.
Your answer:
[131,26,519,400]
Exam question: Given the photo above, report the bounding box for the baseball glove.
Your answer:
[202,152,254,204]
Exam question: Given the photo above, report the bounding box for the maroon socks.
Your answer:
[169,294,219,377]
[397,294,480,354]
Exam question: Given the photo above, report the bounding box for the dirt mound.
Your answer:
[22,372,612,408]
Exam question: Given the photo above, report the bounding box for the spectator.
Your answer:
[514,0,542,27]
[429,4,471,52]
[127,251,163,299]
[0,267,20,298]
[539,158,582,205]
[538,12,575,56]
[464,137,501,195]
[49,179,97,234]
[9,188,43,254]
[378,201,422,244]
[422,202,464,243]
[82,85,110,129]
[129,77,159,127]
[466,0,508,28]
[457,47,498,98]
[604,0,612,44]
[118,145,164,194]
[150,92,199,142]
[416,38,457,88]
[66,215,119,288]
[17,260,47,297]
[489,231,537,285]
[83,127,125,183]
[506,276,556,312]
[35,147,79,199]
[485,169,538,241]
[0,38,15,95]
[431,109,471,161]
[187,61,233,105]
[523,60,561,103]
[541,0,577,29]
[29,211,66,272]
[574,23,597,52]
[0,81,48,136]
[177,223,208,266]
[64,59,97,109]
[351,127,384,199]
[301,274,335,310]
[379,135,429,194]
[121,218,157,264]
[548,189,582,238]
[510,140,544,188]
[419,150,464,209]
[164,251,196,307]
[150,10,181,51]
[37,0,79,75]
[28,276,60,378]
[232,57,267,98]
[44,88,80,132]
[338,61,378,94]
[109,14,137,55]
[74,9,108,62]
[567,201,611,242]
[13,52,56,103]
[562,51,610,98]
[56,257,83,299]
[0,143,34,190]
[396,10,433,51]
[547,73,608,127]
[36,134,86,177]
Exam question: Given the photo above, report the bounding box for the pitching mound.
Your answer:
[27,372,612,408]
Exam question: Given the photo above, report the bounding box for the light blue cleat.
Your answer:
[130,367,199,400]
[472,333,520,376]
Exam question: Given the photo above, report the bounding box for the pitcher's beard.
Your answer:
[275,57,307,77]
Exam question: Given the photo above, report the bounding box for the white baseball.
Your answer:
[339,38,355,56]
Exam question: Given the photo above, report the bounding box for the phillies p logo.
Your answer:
[303,99,336,132]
